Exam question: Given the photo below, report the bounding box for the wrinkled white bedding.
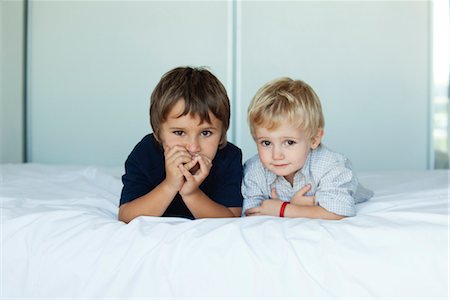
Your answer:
[1,164,448,298]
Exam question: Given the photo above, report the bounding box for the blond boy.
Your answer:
[242,78,373,219]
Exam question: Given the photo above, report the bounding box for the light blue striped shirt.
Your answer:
[241,144,373,217]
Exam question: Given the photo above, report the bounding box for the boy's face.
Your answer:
[254,121,322,184]
[159,99,222,162]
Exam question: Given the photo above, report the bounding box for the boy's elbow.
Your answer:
[324,208,349,220]
[118,204,131,223]
[332,214,347,220]
[228,207,242,217]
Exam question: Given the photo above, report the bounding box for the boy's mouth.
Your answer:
[272,163,289,168]
[189,162,200,174]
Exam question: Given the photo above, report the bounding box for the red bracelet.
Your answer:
[279,202,289,217]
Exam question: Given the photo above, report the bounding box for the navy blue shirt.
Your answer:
[120,134,244,219]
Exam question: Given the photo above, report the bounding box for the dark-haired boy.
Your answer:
[119,67,243,223]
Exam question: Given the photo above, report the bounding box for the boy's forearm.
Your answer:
[182,190,241,218]
[284,203,346,220]
[118,180,178,223]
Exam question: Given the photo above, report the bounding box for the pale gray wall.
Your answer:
[236,1,430,171]
[27,1,231,166]
[0,0,24,164]
[22,1,432,171]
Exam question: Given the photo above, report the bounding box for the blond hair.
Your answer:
[248,77,325,139]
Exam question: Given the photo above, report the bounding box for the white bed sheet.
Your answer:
[1,164,448,298]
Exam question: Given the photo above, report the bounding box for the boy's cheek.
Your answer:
[162,142,186,153]
[257,151,271,167]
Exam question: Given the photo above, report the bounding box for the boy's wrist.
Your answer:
[160,179,180,195]
[279,202,289,217]
[180,188,202,201]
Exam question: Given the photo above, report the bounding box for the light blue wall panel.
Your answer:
[27,1,431,171]
[236,1,430,171]
[28,1,231,166]
[0,0,24,163]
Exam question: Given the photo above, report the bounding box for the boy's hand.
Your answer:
[163,145,194,192]
[290,184,315,206]
[178,154,212,197]
[245,188,285,217]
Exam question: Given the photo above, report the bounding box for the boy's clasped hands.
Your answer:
[245,184,315,217]
[163,145,212,197]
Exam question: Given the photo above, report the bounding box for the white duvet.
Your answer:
[1,164,448,298]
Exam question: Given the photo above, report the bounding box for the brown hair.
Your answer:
[150,66,230,147]
[248,77,325,139]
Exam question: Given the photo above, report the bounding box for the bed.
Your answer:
[1,163,448,298]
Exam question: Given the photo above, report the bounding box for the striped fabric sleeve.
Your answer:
[314,159,358,217]
[241,157,268,216]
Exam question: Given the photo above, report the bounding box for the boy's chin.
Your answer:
[268,168,292,178]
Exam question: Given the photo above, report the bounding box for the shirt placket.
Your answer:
[271,177,294,202]
[293,171,316,197]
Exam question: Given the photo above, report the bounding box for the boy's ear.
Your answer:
[311,128,324,149]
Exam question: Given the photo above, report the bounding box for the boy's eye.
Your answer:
[201,130,212,137]
[260,140,271,147]
[286,140,296,146]
[173,131,184,136]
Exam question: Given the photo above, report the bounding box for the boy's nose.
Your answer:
[272,146,284,160]
[186,138,201,155]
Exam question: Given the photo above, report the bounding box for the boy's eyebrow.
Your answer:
[167,127,185,130]
[167,126,218,130]
[201,127,218,130]
[256,136,302,140]
[199,126,220,131]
